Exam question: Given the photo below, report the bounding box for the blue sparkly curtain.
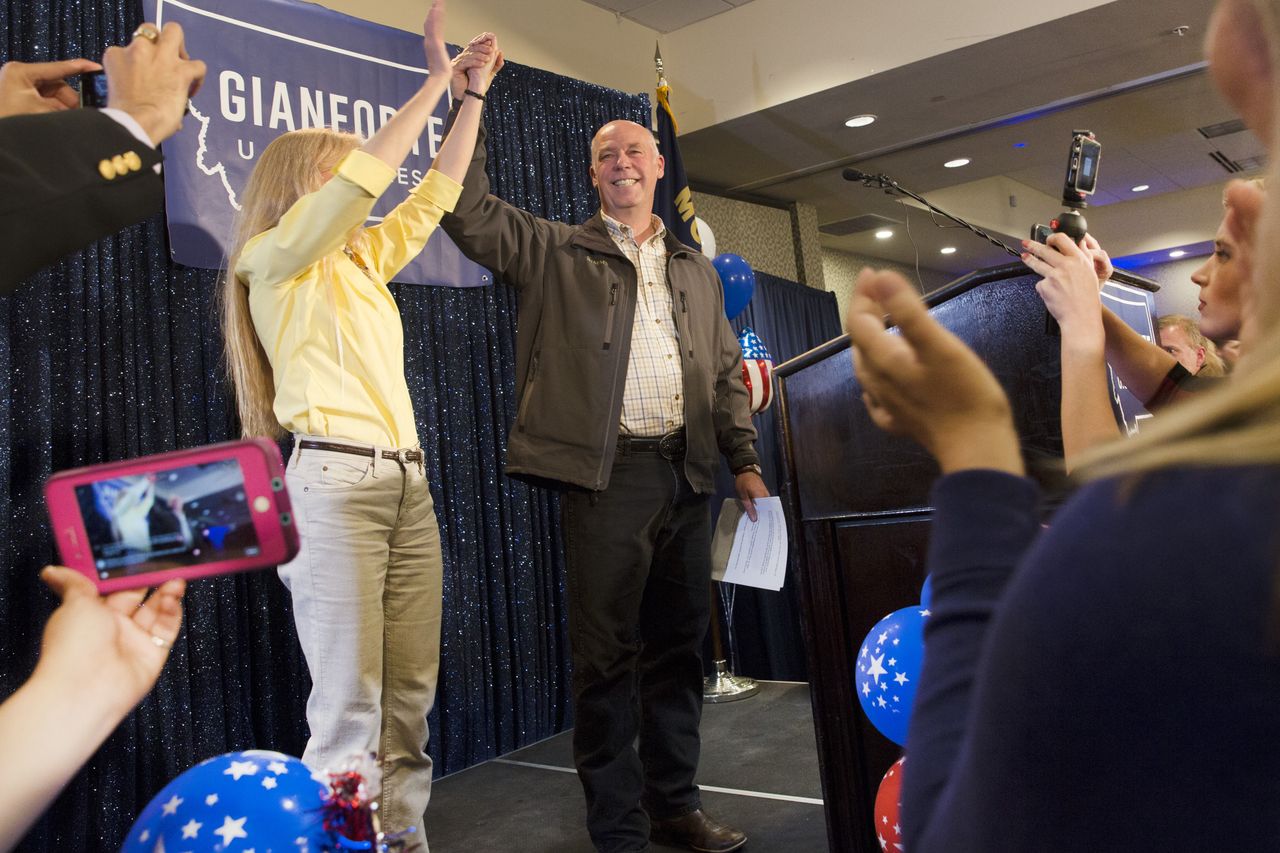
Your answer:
[713,272,842,681]
[0,2,645,850]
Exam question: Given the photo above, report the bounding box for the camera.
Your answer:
[1031,130,1101,244]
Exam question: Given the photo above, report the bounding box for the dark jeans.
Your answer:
[561,451,712,853]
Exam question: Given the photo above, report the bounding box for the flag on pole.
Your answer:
[652,46,702,250]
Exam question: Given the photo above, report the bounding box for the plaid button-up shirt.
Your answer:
[603,213,685,437]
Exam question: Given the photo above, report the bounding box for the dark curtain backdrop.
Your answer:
[712,272,842,682]
[0,2,646,850]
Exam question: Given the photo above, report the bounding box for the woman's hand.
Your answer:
[1022,233,1105,352]
[845,269,1024,476]
[422,0,451,79]
[33,567,185,717]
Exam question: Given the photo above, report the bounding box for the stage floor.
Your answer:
[426,680,829,852]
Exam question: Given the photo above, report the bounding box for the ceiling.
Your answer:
[320,0,1257,281]
[580,0,758,33]
[675,0,1261,276]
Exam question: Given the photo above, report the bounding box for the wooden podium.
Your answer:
[775,263,1157,851]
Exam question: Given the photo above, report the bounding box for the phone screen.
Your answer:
[74,458,262,580]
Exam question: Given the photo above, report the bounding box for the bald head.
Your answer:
[591,120,660,162]
[589,120,665,227]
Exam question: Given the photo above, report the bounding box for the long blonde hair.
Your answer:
[219,128,364,438]
[1079,0,1280,478]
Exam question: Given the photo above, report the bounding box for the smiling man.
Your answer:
[439,50,764,853]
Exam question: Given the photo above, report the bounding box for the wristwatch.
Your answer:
[733,463,763,477]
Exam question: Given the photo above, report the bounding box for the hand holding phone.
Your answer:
[76,69,108,108]
[45,439,299,592]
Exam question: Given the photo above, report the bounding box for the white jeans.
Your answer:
[279,436,443,843]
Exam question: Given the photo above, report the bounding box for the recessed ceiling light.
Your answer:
[1132,184,1150,192]
[944,158,970,168]
[845,114,877,128]
[875,229,894,239]
[940,247,957,255]
[1169,249,1187,258]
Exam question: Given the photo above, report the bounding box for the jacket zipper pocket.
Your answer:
[517,352,539,430]
[603,282,619,350]
[680,291,693,357]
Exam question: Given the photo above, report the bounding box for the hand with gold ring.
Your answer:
[131,23,161,43]
[101,20,206,144]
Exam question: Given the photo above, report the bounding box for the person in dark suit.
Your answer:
[0,23,205,293]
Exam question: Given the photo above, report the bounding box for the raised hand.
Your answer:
[450,32,499,100]
[1081,233,1114,283]
[1021,233,1105,351]
[101,21,207,144]
[423,0,451,78]
[1223,178,1264,348]
[844,269,1024,476]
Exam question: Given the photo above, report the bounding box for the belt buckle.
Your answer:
[657,430,684,461]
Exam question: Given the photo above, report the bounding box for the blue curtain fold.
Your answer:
[0,2,647,849]
[714,271,843,681]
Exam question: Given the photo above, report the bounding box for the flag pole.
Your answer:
[663,36,756,703]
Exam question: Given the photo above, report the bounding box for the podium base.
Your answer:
[702,659,759,704]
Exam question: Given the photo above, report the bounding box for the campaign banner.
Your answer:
[145,0,490,287]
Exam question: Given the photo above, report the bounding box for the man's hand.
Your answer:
[735,471,769,522]
[450,32,500,101]
[0,59,101,118]
[33,566,184,718]
[101,21,206,144]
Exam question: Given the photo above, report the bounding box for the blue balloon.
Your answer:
[920,574,934,608]
[712,253,756,319]
[122,750,336,852]
[855,606,929,746]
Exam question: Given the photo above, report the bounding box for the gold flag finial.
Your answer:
[654,42,667,87]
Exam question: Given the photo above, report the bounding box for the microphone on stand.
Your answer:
[842,168,890,186]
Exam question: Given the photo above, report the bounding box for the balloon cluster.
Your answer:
[856,576,931,845]
[710,251,774,416]
[122,751,415,852]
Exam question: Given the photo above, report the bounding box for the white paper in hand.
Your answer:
[709,496,788,591]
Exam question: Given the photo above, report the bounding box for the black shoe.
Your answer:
[649,810,746,852]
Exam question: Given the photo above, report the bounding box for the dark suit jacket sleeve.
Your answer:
[0,109,163,293]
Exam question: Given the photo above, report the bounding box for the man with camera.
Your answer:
[0,20,205,292]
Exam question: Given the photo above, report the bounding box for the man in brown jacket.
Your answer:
[442,49,766,853]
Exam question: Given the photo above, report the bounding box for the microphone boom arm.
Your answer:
[844,170,1022,261]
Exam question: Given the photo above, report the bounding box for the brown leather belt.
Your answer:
[298,439,423,464]
[616,428,686,461]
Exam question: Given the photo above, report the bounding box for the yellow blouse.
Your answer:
[237,150,462,448]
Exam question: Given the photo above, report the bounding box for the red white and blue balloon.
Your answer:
[738,327,774,414]
[855,605,929,746]
[121,750,331,852]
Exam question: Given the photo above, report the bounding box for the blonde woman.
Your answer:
[843,0,1280,848]
[219,2,499,839]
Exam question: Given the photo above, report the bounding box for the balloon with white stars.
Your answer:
[120,750,331,852]
[855,606,929,745]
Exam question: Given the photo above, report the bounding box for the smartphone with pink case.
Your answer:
[45,439,298,592]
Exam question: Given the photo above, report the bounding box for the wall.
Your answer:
[691,192,827,291]
[821,249,953,317]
